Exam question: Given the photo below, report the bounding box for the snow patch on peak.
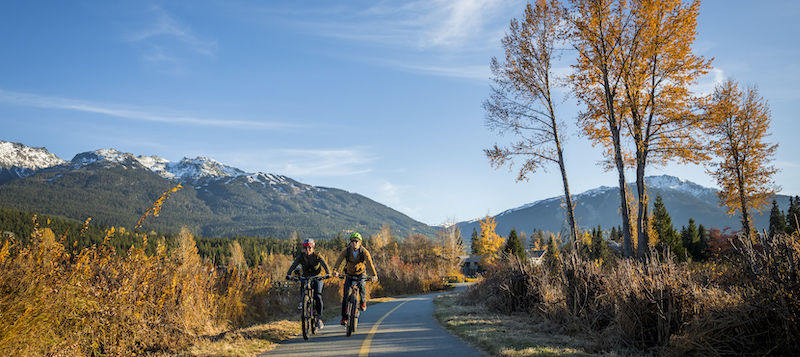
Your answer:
[645,175,713,197]
[577,185,616,197]
[166,157,248,182]
[71,148,136,167]
[0,140,66,170]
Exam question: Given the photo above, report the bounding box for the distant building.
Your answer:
[527,249,546,265]
[460,255,482,276]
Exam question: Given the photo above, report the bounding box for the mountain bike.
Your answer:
[340,275,372,337]
[292,276,328,340]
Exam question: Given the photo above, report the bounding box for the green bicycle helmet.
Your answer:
[349,232,362,242]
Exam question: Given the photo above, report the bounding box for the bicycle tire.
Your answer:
[348,291,358,335]
[302,295,311,340]
[310,294,317,335]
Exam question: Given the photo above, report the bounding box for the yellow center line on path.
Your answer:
[358,299,411,357]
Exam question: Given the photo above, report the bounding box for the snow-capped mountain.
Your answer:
[0,141,283,186]
[645,175,715,198]
[495,175,717,219]
[0,140,434,239]
[0,141,67,181]
[458,174,789,241]
[67,148,251,183]
[0,141,66,169]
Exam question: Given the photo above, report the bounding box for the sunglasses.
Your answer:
[350,240,360,243]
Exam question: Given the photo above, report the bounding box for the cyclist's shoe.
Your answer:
[316,318,324,329]
[297,302,302,310]
[360,302,367,311]
[340,317,347,325]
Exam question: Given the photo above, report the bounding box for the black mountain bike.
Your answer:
[340,275,372,337]
[292,276,328,340]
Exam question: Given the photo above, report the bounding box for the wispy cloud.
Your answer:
[244,148,376,178]
[279,0,522,79]
[127,5,217,67]
[692,68,726,95]
[0,89,294,129]
[374,179,424,220]
[379,59,491,80]
[345,0,514,51]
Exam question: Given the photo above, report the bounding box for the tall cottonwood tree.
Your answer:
[569,0,634,256]
[484,0,579,244]
[569,0,710,258]
[704,78,779,241]
[619,0,711,258]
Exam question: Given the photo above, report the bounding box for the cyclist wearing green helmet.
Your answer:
[331,232,378,325]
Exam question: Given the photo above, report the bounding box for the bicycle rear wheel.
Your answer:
[302,295,311,340]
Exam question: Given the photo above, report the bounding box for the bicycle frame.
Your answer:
[340,275,371,337]
[294,276,326,340]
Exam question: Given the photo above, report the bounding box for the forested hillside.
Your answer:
[0,152,434,239]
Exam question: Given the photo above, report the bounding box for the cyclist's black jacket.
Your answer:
[286,252,331,277]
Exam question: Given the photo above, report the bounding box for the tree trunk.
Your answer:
[736,166,752,242]
[551,97,577,246]
[556,138,577,246]
[612,127,633,258]
[636,152,649,259]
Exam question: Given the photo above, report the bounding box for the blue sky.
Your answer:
[1,1,798,226]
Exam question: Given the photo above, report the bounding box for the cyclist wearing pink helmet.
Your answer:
[285,238,331,328]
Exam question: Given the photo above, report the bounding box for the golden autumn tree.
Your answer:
[484,0,579,245]
[704,78,780,241]
[474,215,505,264]
[569,0,634,257]
[569,0,710,258]
[619,0,711,258]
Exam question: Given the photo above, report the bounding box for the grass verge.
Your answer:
[433,291,604,357]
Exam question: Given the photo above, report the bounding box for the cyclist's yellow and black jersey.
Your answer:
[286,252,330,278]
[332,246,377,276]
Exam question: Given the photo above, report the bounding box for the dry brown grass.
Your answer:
[458,235,800,356]
[0,202,458,356]
[0,217,296,356]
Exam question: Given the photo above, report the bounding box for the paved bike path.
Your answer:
[259,285,486,357]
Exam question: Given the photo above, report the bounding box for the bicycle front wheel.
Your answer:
[302,295,311,340]
[348,293,358,335]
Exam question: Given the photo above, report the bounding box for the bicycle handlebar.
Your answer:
[288,275,331,281]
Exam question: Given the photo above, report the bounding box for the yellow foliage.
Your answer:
[474,215,505,264]
[704,78,779,239]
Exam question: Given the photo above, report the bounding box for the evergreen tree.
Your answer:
[470,227,479,255]
[503,227,526,260]
[786,196,800,234]
[697,224,710,261]
[681,218,701,261]
[590,225,610,262]
[768,200,787,237]
[652,194,686,261]
[545,233,559,264]
[332,231,347,251]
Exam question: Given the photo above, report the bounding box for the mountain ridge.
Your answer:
[0,140,434,239]
[457,174,791,241]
